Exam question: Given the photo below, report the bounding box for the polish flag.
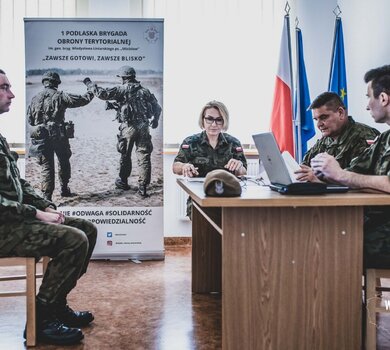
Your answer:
[270,15,294,156]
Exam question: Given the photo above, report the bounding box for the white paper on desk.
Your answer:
[282,151,301,183]
[259,160,270,185]
[185,177,206,183]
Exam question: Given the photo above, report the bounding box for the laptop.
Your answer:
[252,132,349,195]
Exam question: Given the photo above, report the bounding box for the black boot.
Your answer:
[61,186,76,197]
[28,299,84,345]
[137,184,149,198]
[115,177,130,190]
[56,300,94,328]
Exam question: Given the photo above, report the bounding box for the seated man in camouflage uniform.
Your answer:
[27,71,94,201]
[83,66,161,197]
[0,69,97,345]
[296,91,379,182]
[311,65,390,268]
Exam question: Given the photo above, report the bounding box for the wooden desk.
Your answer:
[177,179,390,350]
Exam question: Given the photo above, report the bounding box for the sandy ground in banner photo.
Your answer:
[25,74,163,208]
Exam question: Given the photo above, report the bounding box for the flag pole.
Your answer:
[295,23,302,163]
[270,2,295,155]
[284,2,295,158]
[293,20,316,162]
[328,6,342,90]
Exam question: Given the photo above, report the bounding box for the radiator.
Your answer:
[177,159,260,219]
[246,159,260,176]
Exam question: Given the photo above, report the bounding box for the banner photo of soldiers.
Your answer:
[24,18,164,259]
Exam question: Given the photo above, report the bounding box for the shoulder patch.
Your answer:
[235,146,243,152]
[181,144,190,149]
[366,136,379,145]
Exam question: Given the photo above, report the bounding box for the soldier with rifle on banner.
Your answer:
[83,66,162,198]
[27,71,94,201]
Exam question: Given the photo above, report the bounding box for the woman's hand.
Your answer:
[225,158,244,175]
[182,163,199,177]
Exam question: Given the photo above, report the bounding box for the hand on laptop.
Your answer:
[295,165,323,183]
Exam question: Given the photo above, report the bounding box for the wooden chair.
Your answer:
[365,269,390,350]
[0,256,49,347]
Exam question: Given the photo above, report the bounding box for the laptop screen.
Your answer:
[252,132,349,194]
[252,132,293,185]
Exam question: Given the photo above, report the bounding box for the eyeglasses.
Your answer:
[0,84,11,92]
[239,176,266,187]
[204,116,224,126]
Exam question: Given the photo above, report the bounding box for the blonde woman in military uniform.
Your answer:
[173,100,247,177]
[173,100,247,216]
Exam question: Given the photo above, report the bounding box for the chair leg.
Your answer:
[366,269,377,350]
[377,277,382,297]
[42,256,50,274]
[26,258,37,347]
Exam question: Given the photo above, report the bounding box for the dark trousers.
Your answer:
[118,123,153,186]
[38,137,72,196]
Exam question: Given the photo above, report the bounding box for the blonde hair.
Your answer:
[198,100,229,131]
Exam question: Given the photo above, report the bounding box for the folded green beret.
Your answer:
[203,169,242,197]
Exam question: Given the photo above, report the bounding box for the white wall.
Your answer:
[1,0,390,236]
[296,0,390,136]
[166,0,390,236]
[339,0,390,133]
[2,0,389,140]
[164,154,191,237]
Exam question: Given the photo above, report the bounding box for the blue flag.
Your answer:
[328,17,347,107]
[294,28,315,161]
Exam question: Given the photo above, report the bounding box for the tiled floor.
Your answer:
[0,246,221,350]
[1,246,390,349]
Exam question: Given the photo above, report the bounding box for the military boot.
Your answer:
[56,300,94,328]
[115,177,130,190]
[61,186,76,197]
[137,184,149,198]
[25,299,84,345]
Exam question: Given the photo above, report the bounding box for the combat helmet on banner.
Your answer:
[41,71,61,85]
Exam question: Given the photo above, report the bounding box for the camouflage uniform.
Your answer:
[174,131,247,216]
[27,72,94,200]
[0,134,97,303]
[90,69,161,195]
[345,130,390,267]
[302,116,379,168]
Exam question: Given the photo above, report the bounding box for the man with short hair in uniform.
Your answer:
[0,69,97,345]
[311,65,390,268]
[296,91,379,182]
[27,71,94,201]
[83,66,161,197]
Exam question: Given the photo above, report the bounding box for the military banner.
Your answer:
[24,18,164,259]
